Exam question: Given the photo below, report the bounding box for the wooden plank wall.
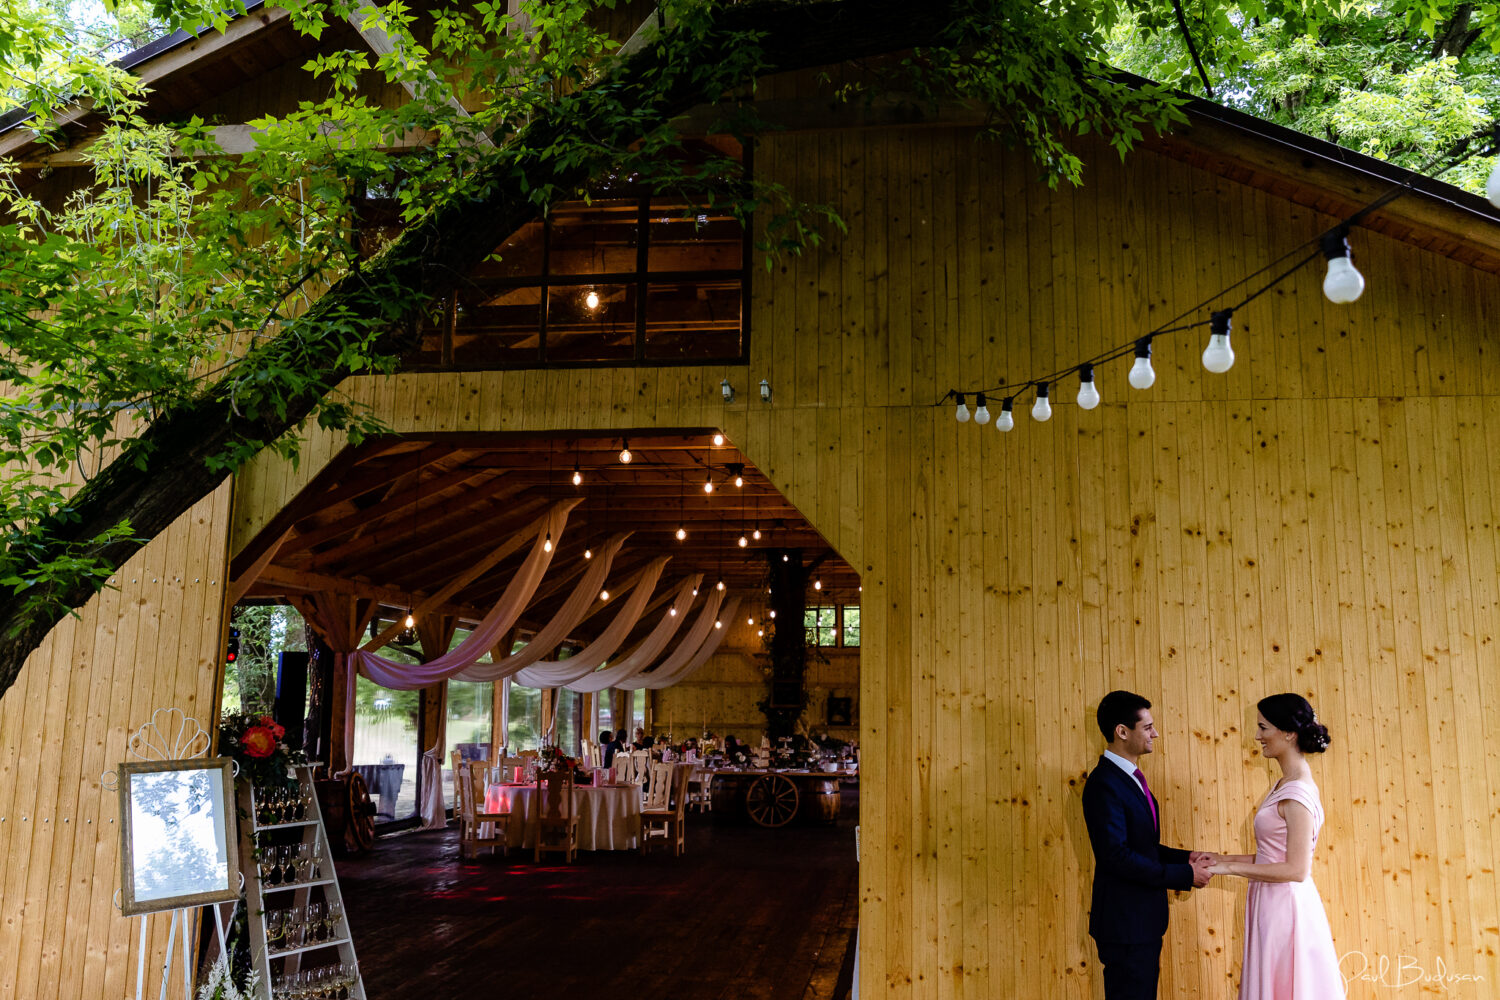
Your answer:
[143,123,1500,998]
[0,484,232,1000]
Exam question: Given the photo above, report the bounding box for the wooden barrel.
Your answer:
[805,778,841,824]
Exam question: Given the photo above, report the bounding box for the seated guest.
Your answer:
[599,729,620,768]
[615,727,629,751]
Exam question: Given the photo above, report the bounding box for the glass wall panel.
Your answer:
[545,282,636,361]
[642,279,742,360]
[508,684,542,751]
[352,675,420,822]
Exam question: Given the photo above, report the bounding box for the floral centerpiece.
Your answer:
[219,710,306,790]
[538,745,578,775]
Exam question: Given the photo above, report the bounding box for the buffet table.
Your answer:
[484,782,642,851]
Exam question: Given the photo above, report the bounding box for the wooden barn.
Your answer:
[2,4,1499,998]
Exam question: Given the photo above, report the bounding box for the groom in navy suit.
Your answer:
[1082,690,1213,1000]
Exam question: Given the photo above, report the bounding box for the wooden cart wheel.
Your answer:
[745,773,800,828]
[344,771,377,854]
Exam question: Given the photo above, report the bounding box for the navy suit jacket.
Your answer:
[1081,755,1195,944]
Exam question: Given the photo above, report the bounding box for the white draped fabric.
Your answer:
[483,533,629,678]
[561,574,701,692]
[512,555,669,687]
[350,504,571,689]
[613,589,724,690]
[632,596,741,689]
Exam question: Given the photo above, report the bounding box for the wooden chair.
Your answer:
[640,762,690,856]
[687,766,714,813]
[453,757,509,859]
[628,750,651,787]
[533,769,578,863]
[610,751,633,784]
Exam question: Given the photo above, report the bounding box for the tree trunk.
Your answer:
[0,0,965,695]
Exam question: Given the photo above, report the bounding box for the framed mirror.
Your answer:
[117,757,239,916]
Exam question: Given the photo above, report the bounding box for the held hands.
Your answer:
[1188,851,1217,887]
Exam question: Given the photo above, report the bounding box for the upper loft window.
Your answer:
[407,138,749,369]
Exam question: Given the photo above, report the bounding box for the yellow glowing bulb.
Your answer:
[584,548,593,560]
[619,447,632,463]
[703,479,714,494]
[769,610,776,619]
[669,607,678,617]
[600,589,610,601]
[734,475,744,488]
[814,579,822,590]
[675,526,687,541]
[747,617,754,625]
[738,535,748,547]
[404,613,415,629]
[543,534,553,552]
[572,469,582,486]
[716,580,725,591]
[752,528,761,540]
[714,620,722,629]
[585,289,600,310]
[757,629,764,637]
[712,433,725,446]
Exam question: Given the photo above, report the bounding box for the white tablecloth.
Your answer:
[484,782,641,850]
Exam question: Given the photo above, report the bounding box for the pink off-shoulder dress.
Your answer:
[1239,778,1343,1000]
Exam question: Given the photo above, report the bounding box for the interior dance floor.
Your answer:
[337,789,861,999]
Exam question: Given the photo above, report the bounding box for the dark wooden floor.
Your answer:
[338,789,860,1000]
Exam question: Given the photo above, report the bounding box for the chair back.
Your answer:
[644,761,673,811]
[467,765,493,818]
[671,763,693,820]
[537,769,574,821]
[450,753,472,819]
[629,750,651,785]
[588,743,603,769]
[611,752,633,784]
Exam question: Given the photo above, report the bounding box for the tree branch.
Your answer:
[1170,0,1215,99]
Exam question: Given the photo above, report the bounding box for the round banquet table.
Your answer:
[484,782,642,851]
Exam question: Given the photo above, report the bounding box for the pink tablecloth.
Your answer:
[484,783,641,850]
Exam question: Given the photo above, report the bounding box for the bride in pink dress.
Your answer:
[1208,693,1342,999]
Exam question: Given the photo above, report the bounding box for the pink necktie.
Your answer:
[1133,768,1158,829]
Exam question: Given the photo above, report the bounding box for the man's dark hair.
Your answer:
[1096,690,1151,742]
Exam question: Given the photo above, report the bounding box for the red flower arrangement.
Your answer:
[220,709,306,789]
[538,745,579,775]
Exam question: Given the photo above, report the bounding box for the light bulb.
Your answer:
[738,535,748,547]
[404,613,415,629]
[1031,383,1052,422]
[1488,157,1500,208]
[752,528,762,540]
[584,548,593,559]
[747,617,754,625]
[670,607,678,616]
[757,629,764,637]
[954,392,970,423]
[585,289,600,310]
[619,441,632,463]
[1076,365,1100,410]
[692,588,698,596]
[572,468,582,486]
[543,532,553,553]
[712,433,725,446]
[1128,339,1156,389]
[600,589,610,601]
[1202,310,1235,373]
[734,474,744,488]
[716,580,725,591]
[675,526,687,541]
[703,476,714,494]
[714,620,722,629]
[782,554,789,562]
[972,393,991,425]
[814,579,822,590]
[769,610,776,619]
[1320,232,1364,304]
[995,398,1015,432]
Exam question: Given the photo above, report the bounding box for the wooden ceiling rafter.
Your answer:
[281,464,502,556]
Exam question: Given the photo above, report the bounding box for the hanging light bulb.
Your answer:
[712,433,725,446]
[1129,338,1156,389]
[814,578,823,591]
[752,527,762,540]
[572,465,582,486]
[716,579,725,591]
[782,554,789,562]
[1076,364,1100,410]
[584,287,600,311]
[1320,230,1365,304]
[675,525,687,541]
[769,610,776,619]
[584,547,593,560]
[972,393,991,425]
[738,534,748,547]
[747,617,755,625]
[732,465,745,488]
[600,588,610,601]
[619,440,632,463]
[954,392,970,423]
[543,531,553,553]
[757,628,764,637]
[1031,382,1052,422]
[404,611,416,629]
[670,607,678,616]
[703,474,714,494]
[714,620,723,629]
[995,397,1015,432]
[1202,310,1235,373]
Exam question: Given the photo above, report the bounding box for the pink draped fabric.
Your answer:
[351,504,572,689]
[560,575,701,692]
[512,555,669,688]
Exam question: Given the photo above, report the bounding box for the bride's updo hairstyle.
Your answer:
[1257,693,1331,754]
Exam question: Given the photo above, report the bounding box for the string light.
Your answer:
[954,392,970,423]
[676,526,687,541]
[1076,365,1100,410]
[1031,383,1052,422]
[584,547,593,559]
[585,287,600,310]
[716,580,725,591]
[1128,338,1156,389]
[995,397,1015,432]
[1202,310,1235,373]
[1320,229,1365,303]
[714,620,723,629]
[619,439,632,463]
[973,393,991,425]
[769,610,776,618]
[543,532,553,553]
[738,534,748,547]
[712,433,725,446]
[600,588,610,601]
[404,612,415,629]
[747,616,755,625]
[752,527,762,540]
[703,474,714,494]
[572,464,582,486]
[670,607,678,616]
[814,578,823,591]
